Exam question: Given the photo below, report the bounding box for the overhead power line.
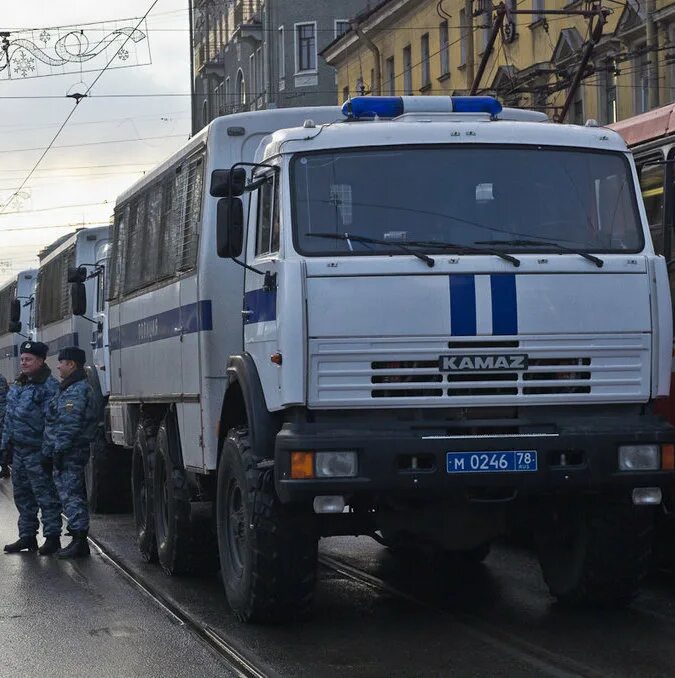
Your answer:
[0,133,188,155]
[0,0,162,217]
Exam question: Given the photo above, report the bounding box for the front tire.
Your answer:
[536,499,653,606]
[132,421,157,563]
[217,428,317,623]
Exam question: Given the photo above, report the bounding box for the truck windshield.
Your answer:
[291,145,644,255]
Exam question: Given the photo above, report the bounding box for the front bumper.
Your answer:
[274,414,675,504]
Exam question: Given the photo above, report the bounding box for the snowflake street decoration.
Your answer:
[0,18,151,80]
[12,51,35,77]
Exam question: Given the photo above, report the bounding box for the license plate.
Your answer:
[446,451,538,474]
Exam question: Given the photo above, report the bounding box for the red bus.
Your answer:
[611,104,675,424]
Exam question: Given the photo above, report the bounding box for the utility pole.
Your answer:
[646,0,659,110]
[188,0,196,134]
[465,0,475,89]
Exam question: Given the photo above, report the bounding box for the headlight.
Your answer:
[315,451,358,478]
[618,445,660,471]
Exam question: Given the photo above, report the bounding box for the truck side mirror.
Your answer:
[211,168,246,197]
[8,320,21,333]
[71,282,87,316]
[68,266,87,283]
[9,298,20,323]
[216,197,244,258]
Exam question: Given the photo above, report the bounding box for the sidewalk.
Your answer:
[0,481,231,678]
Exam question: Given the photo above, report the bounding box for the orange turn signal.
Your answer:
[290,451,315,479]
[661,444,675,470]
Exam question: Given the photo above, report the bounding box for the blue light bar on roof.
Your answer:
[341,95,503,119]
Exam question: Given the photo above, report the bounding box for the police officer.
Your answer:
[0,372,9,478]
[0,342,61,554]
[43,347,97,559]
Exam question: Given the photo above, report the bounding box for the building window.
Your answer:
[599,62,617,124]
[225,76,230,109]
[296,22,317,72]
[335,20,350,38]
[403,44,412,95]
[572,92,584,125]
[370,68,375,94]
[421,33,430,88]
[278,26,285,82]
[250,53,256,99]
[460,9,467,66]
[635,47,649,114]
[386,56,395,95]
[256,47,263,99]
[439,21,450,75]
[202,99,208,127]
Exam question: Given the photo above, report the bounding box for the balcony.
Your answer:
[231,0,262,45]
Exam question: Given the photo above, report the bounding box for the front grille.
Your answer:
[309,334,650,408]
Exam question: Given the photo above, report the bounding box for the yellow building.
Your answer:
[322,0,675,124]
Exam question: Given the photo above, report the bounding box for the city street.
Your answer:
[4,477,675,676]
[0,482,234,678]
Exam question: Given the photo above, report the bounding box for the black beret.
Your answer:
[57,346,86,365]
[20,341,48,359]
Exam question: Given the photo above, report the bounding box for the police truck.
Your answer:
[89,97,675,622]
[35,226,121,511]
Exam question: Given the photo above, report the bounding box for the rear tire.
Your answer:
[132,421,157,563]
[153,414,217,576]
[217,428,317,623]
[86,434,131,514]
[536,499,653,606]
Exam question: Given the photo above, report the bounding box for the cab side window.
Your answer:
[639,158,666,255]
[255,173,279,256]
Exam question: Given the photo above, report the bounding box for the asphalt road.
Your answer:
[91,511,675,677]
[5,473,675,677]
[0,482,234,678]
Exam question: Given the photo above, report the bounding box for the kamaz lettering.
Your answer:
[439,354,528,371]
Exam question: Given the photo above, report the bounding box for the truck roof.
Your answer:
[262,117,629,160]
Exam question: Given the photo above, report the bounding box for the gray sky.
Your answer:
[0,0,191,284]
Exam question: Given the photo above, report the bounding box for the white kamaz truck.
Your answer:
[0,269,37,380]
[89,97,675,622]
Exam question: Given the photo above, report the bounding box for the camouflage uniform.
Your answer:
[0,373,8,438]
[1,365,61,538]
[43,368,98,533]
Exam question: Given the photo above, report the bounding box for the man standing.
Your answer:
[43,347,97,559]
[0,342,61,554]
[0,372,8,478]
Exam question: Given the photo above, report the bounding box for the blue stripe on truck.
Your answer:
[449,275,477,336]
[490,274,518,336]
[109,300,213,351]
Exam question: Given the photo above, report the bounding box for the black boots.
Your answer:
[58,531,90,559]
[38,535,61,556]
[4,536,38,553]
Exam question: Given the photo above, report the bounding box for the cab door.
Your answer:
[639,150,675,422]
[243,169,281,410]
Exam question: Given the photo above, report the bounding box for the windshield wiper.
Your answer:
[475,239,604,268]
[305,232,435,267]
[407,239,520,267]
